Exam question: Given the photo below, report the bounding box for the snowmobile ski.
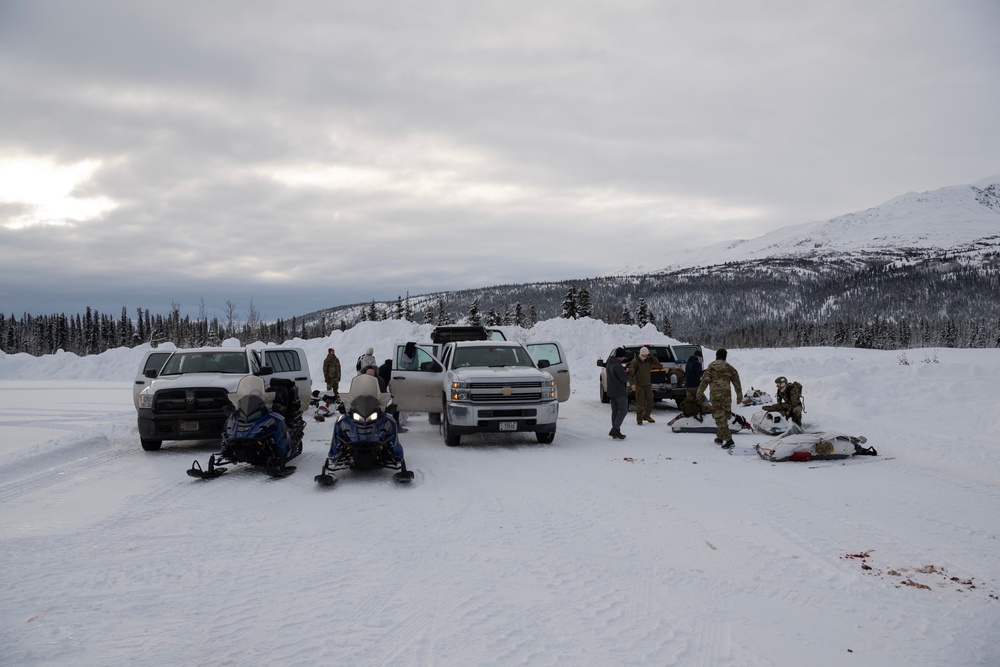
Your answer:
[186,458,227,479]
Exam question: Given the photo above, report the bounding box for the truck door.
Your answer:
[390,343,446,413]
[526,342,571,402]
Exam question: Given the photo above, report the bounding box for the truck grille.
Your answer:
[154,388,230,413]
[470,392,543,403]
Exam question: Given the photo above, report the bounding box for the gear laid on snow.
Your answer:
[755,428,876,462]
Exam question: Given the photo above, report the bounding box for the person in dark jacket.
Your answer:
[607,348,629,439]
[679,349,711,419]
[378,359,393,389]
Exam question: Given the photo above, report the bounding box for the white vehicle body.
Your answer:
[134,346,311,450]
[388,339,570,446]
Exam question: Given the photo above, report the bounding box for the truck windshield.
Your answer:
[671,345,701,363]
[453,346,534,368]
[160,351,249,375]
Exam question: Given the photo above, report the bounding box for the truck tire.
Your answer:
[140,438,162,452]
[443,412,461,447]
[536,431,555,444]
[599,383,609,404]
[428,412,442,425]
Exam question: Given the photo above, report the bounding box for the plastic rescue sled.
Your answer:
[670,412,751,434]
[751,410,791,436]
[755,427,877,462]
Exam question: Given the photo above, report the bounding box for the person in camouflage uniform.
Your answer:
[628,346,662,424]
[764,376,803,426]
[323,348,341,397]
[696,348,743,447]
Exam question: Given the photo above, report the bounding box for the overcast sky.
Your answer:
[1,0,998,322]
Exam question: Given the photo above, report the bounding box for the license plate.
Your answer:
[180,421,200,432]
[499,421,517,431]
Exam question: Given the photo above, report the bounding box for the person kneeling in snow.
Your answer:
[764,376,803,426]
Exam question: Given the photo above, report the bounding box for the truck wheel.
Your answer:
[443,412,461,447]
[599,384,609,404]
[536,431,555,444]
[428,412,442,425]
[140,438,162,452]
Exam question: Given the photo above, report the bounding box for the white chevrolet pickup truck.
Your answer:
[387,339,570,446]
[134,346,311,451]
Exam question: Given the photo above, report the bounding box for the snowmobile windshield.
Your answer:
[350,394,383,423]
[236,393,267,419]
[160,351,249,376]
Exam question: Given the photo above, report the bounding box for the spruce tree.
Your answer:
[561,286,578,319]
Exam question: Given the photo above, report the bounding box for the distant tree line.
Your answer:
[5,253,1000,357]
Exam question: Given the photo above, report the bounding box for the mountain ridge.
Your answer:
[607,175,1000,276]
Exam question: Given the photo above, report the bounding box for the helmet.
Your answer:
[774,376,787,386]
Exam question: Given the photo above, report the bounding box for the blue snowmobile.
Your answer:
[315,374,414,486]
[187,375,304,479]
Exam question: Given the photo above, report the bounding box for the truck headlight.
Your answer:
[139,392,154,409]
[451,380,471,401]
[547,379,556,399]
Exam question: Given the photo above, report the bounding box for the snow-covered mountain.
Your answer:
[609,175,1000,276]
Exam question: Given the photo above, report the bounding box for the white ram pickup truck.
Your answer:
[388,339,570,446]
[134,346,311,451]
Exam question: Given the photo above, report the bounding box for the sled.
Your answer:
[751,410,791,436]
[755,430,876,462]
[670,412,751,434]
[741,388,773,407]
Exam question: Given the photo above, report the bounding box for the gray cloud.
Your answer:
[1,0,998,319]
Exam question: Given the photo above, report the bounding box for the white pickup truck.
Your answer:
[387,339,570,446]
[134,346,311,451]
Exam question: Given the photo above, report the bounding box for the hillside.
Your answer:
[296,177,1000,350]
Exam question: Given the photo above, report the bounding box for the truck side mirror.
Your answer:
[144,369,158,378]
[258,365,274,376]
[537,359,551,368]
[596,359,605,367]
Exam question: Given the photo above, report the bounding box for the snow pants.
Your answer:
[711,398,734,441]
[610,395,628,431]
[634,384,653,421]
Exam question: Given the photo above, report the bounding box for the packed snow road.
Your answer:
[2,335,1000,666]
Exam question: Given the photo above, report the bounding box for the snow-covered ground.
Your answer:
[1,318,998,666]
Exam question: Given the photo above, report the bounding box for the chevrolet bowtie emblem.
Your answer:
[501,387,513,396]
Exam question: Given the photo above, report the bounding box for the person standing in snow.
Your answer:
[322,348,341,398]
[628,346,661,425]
[696,348,743,448]
[356,346,376,374]
[679,349,710,419]
[607,348,629,440]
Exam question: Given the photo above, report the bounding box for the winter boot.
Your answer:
[612,429,626,440]
[636,418,643,425]
[714,437,723,445]
[609,428,616,438]
[644,416,655,423]
[721,439,735,449]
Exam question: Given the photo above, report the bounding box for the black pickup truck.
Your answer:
[596,343,703,406]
